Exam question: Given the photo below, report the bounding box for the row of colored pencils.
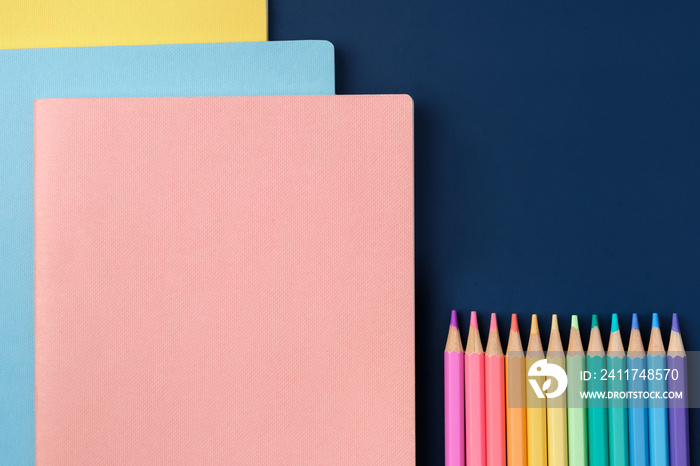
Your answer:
[444,311,689,466]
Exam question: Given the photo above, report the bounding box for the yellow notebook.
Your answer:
[0,0,266,48]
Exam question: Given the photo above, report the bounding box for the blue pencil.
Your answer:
[628,314,649,466]
[647,313,669,466]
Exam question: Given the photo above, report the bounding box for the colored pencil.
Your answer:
[647,313,669,466]
[627,314,649,466]
[547,314,568,466]
[667,314,689,466]
[608,313,629,466]
[445,310,465,466]
[526,314,547,466]
[506,314,528,466]
[485,313,506,466]
[567,315,588,466]
[465,311,487,466]
[588,314,609,466]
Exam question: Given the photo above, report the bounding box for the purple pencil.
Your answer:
[667,313,689,466]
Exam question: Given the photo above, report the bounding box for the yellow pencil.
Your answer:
[526,314,547,466]
[547,315,568,466]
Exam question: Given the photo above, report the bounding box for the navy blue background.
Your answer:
[270,2,700,463]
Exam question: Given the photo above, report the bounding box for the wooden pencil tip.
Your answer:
[571,315,579,329]
[668,313,685,356]
[611,313,619,333]
[631,313,639,330]
[490,313,497,331]
[450,310,458,328]
[511,313,519,332]
[547,315,564,353]
[652,313,660,328]
[591,314,599,328]
[470,311,478,328]
[530,314,539,334]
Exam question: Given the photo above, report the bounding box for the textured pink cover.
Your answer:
[34,95,414,465]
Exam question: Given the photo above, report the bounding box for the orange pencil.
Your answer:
[485,313,506,466]
[506,314,527,466]
[465,311,486,466]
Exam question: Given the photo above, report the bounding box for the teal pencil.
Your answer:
[588,315,609,466]
[647,314,669,466]
[607,314,629,466]
[627,314,649,466]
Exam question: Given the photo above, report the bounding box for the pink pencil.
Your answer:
[445,311,465,466]
[485,313,506,466]
[465,311,487,466]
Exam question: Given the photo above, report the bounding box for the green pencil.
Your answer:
[567,315,588,466]
[607,314,629,466]
[588,315,609,466]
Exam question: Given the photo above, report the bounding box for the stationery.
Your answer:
[588,315,610,466]
[526,315,547,466]
[448,312,690,466]
[547,315,568,466]
[668,314,689,466]
[445,311,465,466]
[608,314,630,466]
[0,0,266,48]
[485,314,506,466]
[628,314,650,466]
[465,312,487,466]
[34,95,414,464]
[505,315,528,466]
[567,316,588,466]
[648,314,669,466]
[0,40,334,464]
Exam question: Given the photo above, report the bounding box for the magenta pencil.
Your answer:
[465,311,486,466]
[445,311,465,466]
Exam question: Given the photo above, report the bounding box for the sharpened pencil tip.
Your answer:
[672,313,680,333]
[571,315,579,329]
[631,313,639,330]
[611,313,619,333]
[511,313,519,332]
[450,310,458,328]
[652,313,660,328]
[551,314,559,327]
[490,313,497,331]
[470,311,477,328]
[531,314,539,334]
[591,314,599,328]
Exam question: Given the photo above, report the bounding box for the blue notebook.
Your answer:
[0,40,335,465]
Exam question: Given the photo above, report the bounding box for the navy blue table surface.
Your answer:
[270,2,700,463]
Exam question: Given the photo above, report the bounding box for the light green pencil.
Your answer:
[567,315,588,466]
[588,315,609,466]
[607,314,629,466]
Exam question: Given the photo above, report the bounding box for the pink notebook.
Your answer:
[34,95,414,465]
